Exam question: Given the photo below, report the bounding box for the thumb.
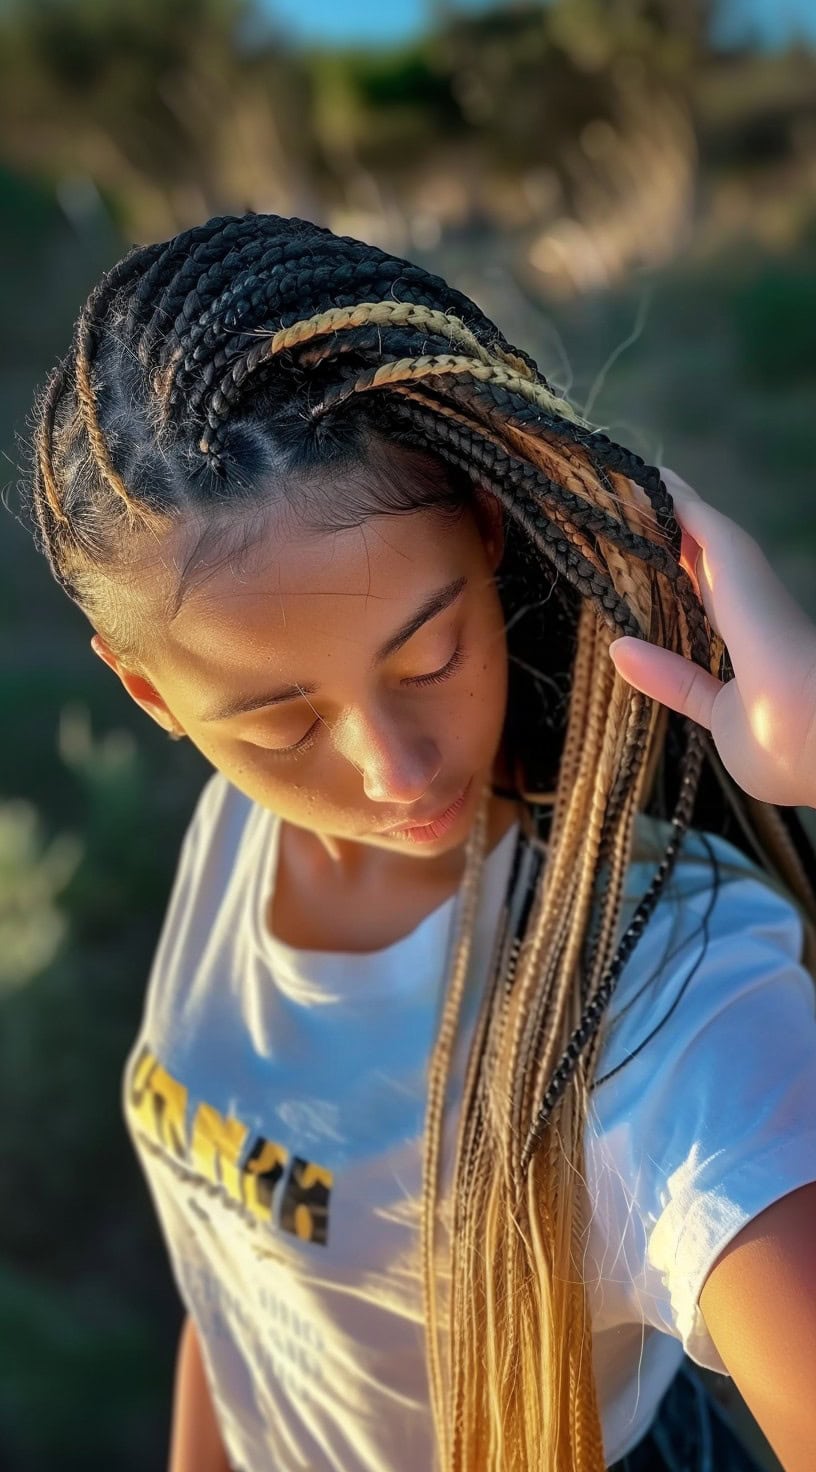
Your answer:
[609,636,723,731]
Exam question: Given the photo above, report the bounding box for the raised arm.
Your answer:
[700,1181,816,1472]
[167,1314,233,1472]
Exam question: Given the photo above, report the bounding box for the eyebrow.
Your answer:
[200,575,469,722]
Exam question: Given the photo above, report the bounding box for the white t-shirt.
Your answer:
[123,771,816,1470]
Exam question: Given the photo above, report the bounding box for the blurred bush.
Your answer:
[730,253,816,388]
[0,701,205,1468]
[0,800,81,992]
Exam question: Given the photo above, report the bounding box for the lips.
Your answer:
[383,780,469,834]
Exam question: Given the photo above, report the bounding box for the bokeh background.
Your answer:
[2,2,815,1467]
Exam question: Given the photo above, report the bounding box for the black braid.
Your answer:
[383,397,710,666]
[186,263,488,428]
[134,214,337,363]
[174,233,393,365]
[138,216,540,425]
[396,370,680,548]
[387,396,693,600]
[70,238,168,373]
[177,230,526,374]
[520,724,707,1169]
[196,321,488,465]
[124,217,251,345]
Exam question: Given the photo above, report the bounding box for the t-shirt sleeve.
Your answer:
[588,869,816,1374]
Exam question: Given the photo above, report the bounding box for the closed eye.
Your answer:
[264,641,466,759]
[264,722,321,759]
[402,641,465,688]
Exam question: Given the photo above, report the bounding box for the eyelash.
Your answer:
[406,641,465,689]
[265,641,466,759]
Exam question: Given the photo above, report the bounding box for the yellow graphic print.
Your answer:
[127,1043,333,1244]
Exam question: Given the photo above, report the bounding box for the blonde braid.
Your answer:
[34,364,71,528]
[421,782,491,1466]
[74,320,165,534]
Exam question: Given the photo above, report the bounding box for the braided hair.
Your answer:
[25,211,816,1470]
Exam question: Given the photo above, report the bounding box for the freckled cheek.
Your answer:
[192,738,325,822]
[487,638,510,740]
[458,635,508,749]
[184,732,290,802]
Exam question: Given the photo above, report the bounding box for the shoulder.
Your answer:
[182,768,255,856]
[594,816,809,1084]
[135,772,268,1027]
[584,819,816,1367]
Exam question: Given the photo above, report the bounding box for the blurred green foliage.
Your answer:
[0,799,81,992]
[0,698,205,1468]
[730,255,816,388]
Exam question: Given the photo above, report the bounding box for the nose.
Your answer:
[333,707,442,805]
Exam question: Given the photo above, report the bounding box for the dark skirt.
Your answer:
[608,1360,769,1472]
[227,1359,768,1471]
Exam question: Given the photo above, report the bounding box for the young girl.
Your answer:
[24,211,816,1472]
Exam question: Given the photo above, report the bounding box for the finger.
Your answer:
[658,467,811,678]
[679,526,706,607]
[658,465,734,551]
[658,465,702,505]
[658,466,720,631]
[609,637,723,731]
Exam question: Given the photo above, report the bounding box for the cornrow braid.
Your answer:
[71,243,172,532]
[34,357,72,530]
[23,212,816,1472]
[149,230,533,422]
[125,216,254,344]
[195,309,563,465]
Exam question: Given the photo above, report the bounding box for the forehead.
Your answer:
[145,502,477,689]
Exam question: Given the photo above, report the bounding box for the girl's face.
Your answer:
[93,496,511,864]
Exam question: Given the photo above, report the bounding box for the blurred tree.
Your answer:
[0,0,320,237]
[0,0,814,250]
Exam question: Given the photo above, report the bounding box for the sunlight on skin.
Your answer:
[609,466,816,809]
[751,696,780,755]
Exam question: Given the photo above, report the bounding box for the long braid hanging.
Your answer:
[32,214,816,1472]
[421,782,491,1466]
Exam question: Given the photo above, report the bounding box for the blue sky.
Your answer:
[262,0,816,50]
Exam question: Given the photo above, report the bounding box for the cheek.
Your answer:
[188,735,323,821]
[188,726,349,808]
[482,605,509,691]
[462,619,508,740]
[182,730,290,803]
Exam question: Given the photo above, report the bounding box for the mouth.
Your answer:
[380,777,472,835]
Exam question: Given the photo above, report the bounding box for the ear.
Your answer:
[90,635,184,738]
[472,492,505,572]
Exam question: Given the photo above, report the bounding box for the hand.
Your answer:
[608,466,816,809]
